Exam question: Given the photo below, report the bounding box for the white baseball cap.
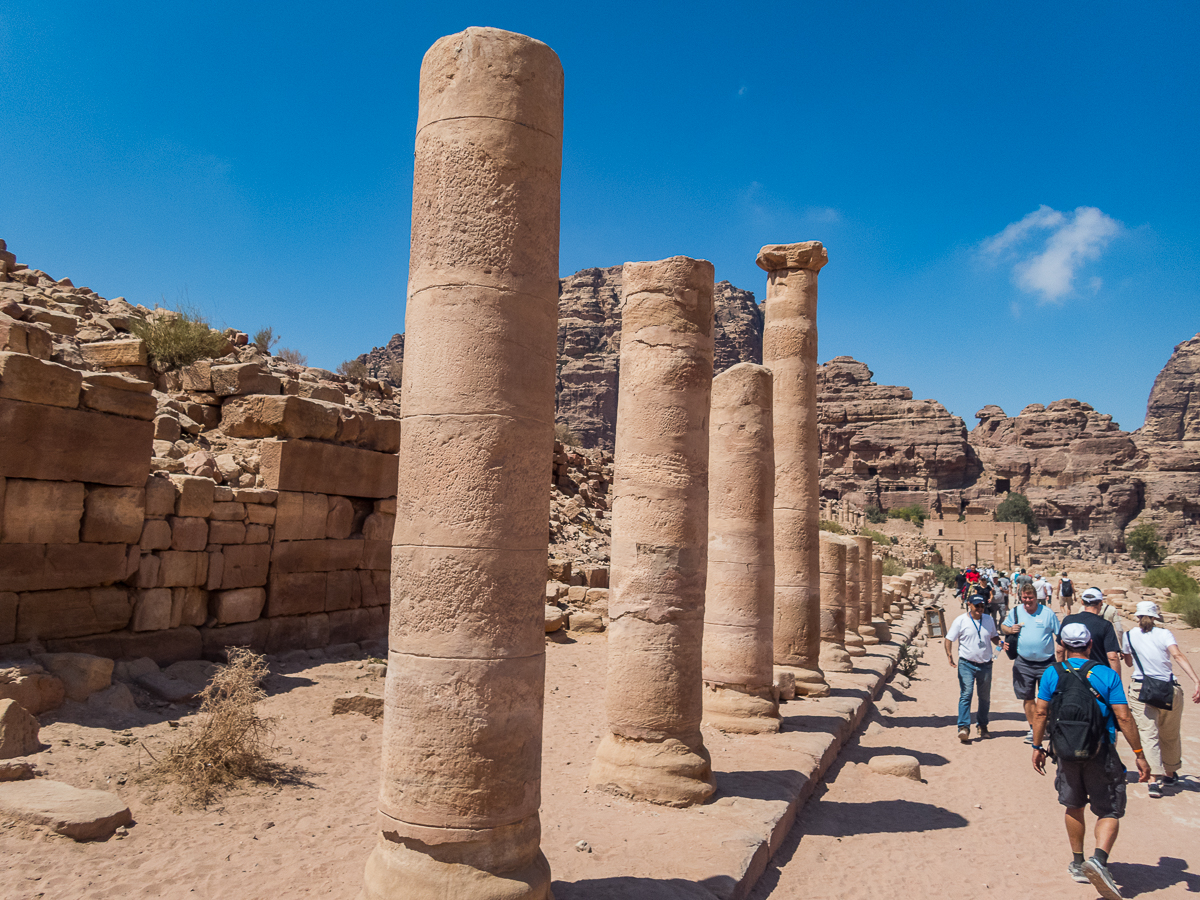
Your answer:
[1135,600,1163,620]
[1080,587,1104,605]
[1060,622,1092,647]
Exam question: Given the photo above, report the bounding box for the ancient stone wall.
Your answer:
[0,239,397,662]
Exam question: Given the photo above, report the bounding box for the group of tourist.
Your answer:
[944,574,1200,899]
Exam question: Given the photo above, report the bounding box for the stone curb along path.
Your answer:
[543,607,926,899]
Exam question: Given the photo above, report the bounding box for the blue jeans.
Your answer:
[957,659,992,730]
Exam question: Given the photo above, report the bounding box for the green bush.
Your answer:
[253,327,279,353]
[130,305,230,372]
[819,519,845,534]
[882,557,906,577]
[1126,522,1167,569]
[995,492,1038,533]
[1142,564,1200,595]
[865,506,888,524]
[888,504,927,526]
[1168,592,1200,629]
[931,563,959,589]
[861,527,892,546]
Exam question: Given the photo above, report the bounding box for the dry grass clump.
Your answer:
[146,648,282,807]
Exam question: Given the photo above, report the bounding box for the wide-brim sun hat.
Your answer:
[1135,600,1163,620]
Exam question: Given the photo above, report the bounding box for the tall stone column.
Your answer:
[361,27,562,900]
[759,242,829,697]
[817,532,852,672]
[702,362,780,734]
[853,535,878,645]
[589,256,717,806]
[840,536,866,657]
[871,554,889,642]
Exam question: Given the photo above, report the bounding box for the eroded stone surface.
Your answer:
[0,779,131,840]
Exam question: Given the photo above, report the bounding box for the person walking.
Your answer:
[1003,583,1063,743]
[1122,600,1200,799]
[944,594,1000,742]
[1032,622,1151,899]
[1034,573,1053,607]
[1061,587,1122,679]
[1058,571,1075,614]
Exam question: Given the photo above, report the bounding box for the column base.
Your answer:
[859,624,881,645]
[360,817,551,900]
[702,682,781,734]
[872,620,892,643]
[589,732,715,807]
[844,631,867,657]
[819,643,853,673]
[777,663,830,697]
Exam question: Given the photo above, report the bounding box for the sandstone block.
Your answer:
[171,586,208,628]
[266,613,328,652]
[157,550,207,587]
[81,371,153,395]
[0,667,64,715]
[0,779,132,840]
[32,653,113,701]
[246,503,276,526]
[868,754,922,781]
[326,496,354,539]
[0,352,81,408]
[15,587,131,640]
[135,553,160,588]
[79,339,147,368]
[208,520,246,544]
[180,360,212,392]
[328,608,372,645]
[86,682,138,716]
[545,581,568,602]
[332,692,383,719]
[219,544,270,589]
[24,307,78,336]
[210,362,281,397]
[360,540,389,571]
[0,400,153,487]
[274,491,327,540]
[566,585,588,606]
[168,474,214,517]
[267,572,326,617]
[210,501,246,521]
[220,394,339,440]
[139,519,171,550]
[210,587,266,624]
[131,589,172,631]
[581,565,609,588]
[235,488,277,504]
[361,511,394,542]
[260,439,398,499]
[0,313,52,359]
[358,569,388,607]
[199,620,270,659]
[0,699,40,759]
[245,523,270,543]
[1,544,128,592]
[144,475,175,517]
[0,479,85,544]
[81,486,145,543]
[46,626,202,666]
[584,588,610,614]
[136,669,201,702]
[325,569,361,611]
[569,610,605,633]
[0,591,14,644]
[79,382,157,420]
[154,415,181,442]
[545,605,566,632]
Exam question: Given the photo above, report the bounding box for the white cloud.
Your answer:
[980,205,1121,303]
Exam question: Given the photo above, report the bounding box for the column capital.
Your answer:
[756,241,828,273]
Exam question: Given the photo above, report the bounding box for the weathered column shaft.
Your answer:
[818,532,851,672]
[841,536,866,657]
[702,363,780,734]
[362,27,562,900]
[589,256,716,806]
[758,242,829,697]
[854,535,878,645]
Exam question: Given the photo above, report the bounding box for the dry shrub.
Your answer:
[146,648,280,807]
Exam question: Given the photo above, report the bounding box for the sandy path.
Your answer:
[749,624,1200,900]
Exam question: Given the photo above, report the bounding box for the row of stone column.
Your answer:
[361,26,918,900]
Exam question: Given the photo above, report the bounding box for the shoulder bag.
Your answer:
[1005,607,1021,660]
[1128,631,1174,710]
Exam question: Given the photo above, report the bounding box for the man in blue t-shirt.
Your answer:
[1002,583,1063,741]
[1032,623,1150,898]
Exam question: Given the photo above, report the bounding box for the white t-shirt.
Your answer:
[946,612,998,664]
[1122,627,1178,682]
[1035,578,1052,601]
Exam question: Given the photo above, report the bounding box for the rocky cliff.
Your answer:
[1143,333,1200,441]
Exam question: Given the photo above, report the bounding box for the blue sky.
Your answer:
[2,1,1196,432]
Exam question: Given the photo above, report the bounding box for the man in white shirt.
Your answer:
[1035,574,1053,605]
[945,594,1001,743]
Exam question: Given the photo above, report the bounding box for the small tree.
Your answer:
[277,347,307,366]
[995,492,1038,534]
[253,327,280,353]
[888,504,927,526]
[819,519,845,534]
[865,506,887,524]
[337,359,369,381]
[1126,522,1166,570]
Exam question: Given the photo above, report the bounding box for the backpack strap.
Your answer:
[1061,660,1109,712]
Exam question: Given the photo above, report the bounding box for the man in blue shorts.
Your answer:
[1031,622,1150,899]
[1002,582,1062,742]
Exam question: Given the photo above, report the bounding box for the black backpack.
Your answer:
[1061,578,1074,597]
[1047,661,1109,762]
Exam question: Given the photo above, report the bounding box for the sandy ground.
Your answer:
[2,609,1196,900]
[750,616,1200,900]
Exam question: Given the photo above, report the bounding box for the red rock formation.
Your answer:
[1142,333,1200,441]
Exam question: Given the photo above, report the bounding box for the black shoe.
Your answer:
[1149,782,1163,799]
[1162,774,1177,786]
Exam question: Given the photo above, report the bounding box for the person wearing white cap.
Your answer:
[1033,621,1150,898]
[1060,588,1122,678]
[1121,600,1200,799]
[944,593,1001,742]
